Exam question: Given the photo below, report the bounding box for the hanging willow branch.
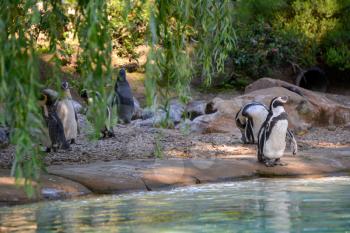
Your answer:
[145,0,236,119]
[77,0,113,137]
[0,0,46,196]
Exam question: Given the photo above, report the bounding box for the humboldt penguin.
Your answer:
[56,81,79,144]
[235,102,269,144]
[80,89,115,138]
[113,68,134,124]
[40,89,70,152]
[257,96,298,167]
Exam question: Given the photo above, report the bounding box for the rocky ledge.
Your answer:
[0,170,91,206]
[47,147,350,194]
[1,147,350,204]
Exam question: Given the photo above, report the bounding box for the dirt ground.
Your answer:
[1,112,349,169]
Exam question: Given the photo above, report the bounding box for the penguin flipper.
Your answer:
[245,118,254,144]
[287,129,298,155]
[257,122,268,162]
[75,109,80,135]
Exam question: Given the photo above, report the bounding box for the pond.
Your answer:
[1,177,350,232]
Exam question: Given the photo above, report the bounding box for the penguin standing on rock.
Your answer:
[57,81,79,144]
[113,68,134,124]
[257,96,298,167]
[235,102,269,144]
[40,89,70,152]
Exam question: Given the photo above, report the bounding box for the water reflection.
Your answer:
[1,177,350,232]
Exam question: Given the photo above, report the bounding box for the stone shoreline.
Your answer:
[1,147,350,205]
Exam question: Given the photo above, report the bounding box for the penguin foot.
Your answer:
[263,160,276,167]
[274,159,287,166]
[70,139,76,144]
[108,131,115,137]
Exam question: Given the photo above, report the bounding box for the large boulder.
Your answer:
[132,100,185,127]
[245,78,350,126]
[185,100,207,120]
[190,78,350,134]
[190,112,239,134]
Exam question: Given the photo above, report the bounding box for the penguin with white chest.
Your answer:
[40,89,70,152]
[235,102,269,144]
[56,81,79,144]
[257,96,298,167]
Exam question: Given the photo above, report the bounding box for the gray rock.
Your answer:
[185,100,207,120]
[168,100,185,124]
[70,100,83,114]
[175,119,192,132]
[141,108,155,120]
[132,97,143,120]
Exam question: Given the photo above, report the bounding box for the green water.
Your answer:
[1,177,350,233]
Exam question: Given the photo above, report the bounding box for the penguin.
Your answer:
[257,96,298,167]
[80,89,115,138]
[56,81,79,144]
[235,102,269,144]
[40,90,70,152]
[113,68,134,124]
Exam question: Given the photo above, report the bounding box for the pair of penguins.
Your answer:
[41,68,134,152]
[80,68,134,138]
[235,96,298,167]
[41,81,77,152]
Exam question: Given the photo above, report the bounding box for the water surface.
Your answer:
[1,177,350,232]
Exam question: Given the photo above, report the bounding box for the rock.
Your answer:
[0,127,9,149]
[47,149,350,194]
[133,100,185,127]
[185,100,207,120]
[167,99,185,124]
[132,97,143,120]
[0,169,91,205]
[70,100,83,114]
[190,112,238,134]
[131,118,155,127]
[175,119,192,132]
[244,78,350,127]
[141,108,155,120]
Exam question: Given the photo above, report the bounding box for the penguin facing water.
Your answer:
[257,96,298,167]
[40,90,70,152]
[57,81,79,144]
[113,68,134,124]
[235,102,269,144]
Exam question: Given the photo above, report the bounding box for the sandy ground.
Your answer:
[1,113,349,169]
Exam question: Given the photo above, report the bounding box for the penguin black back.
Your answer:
[41,92,70,152]
[114,68,134,123]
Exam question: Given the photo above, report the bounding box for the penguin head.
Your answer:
[270,96,288,110]
[118,68,126,82]
[61,80,69,90]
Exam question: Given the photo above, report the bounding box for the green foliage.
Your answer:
[230,0,350,82]
[77,0,113,138]
[107,0,148,58]
[0,0,46,196]
[325,45,350,70]
[192,0,236,86]
[145,0,236,127]
[0,0,114,195]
